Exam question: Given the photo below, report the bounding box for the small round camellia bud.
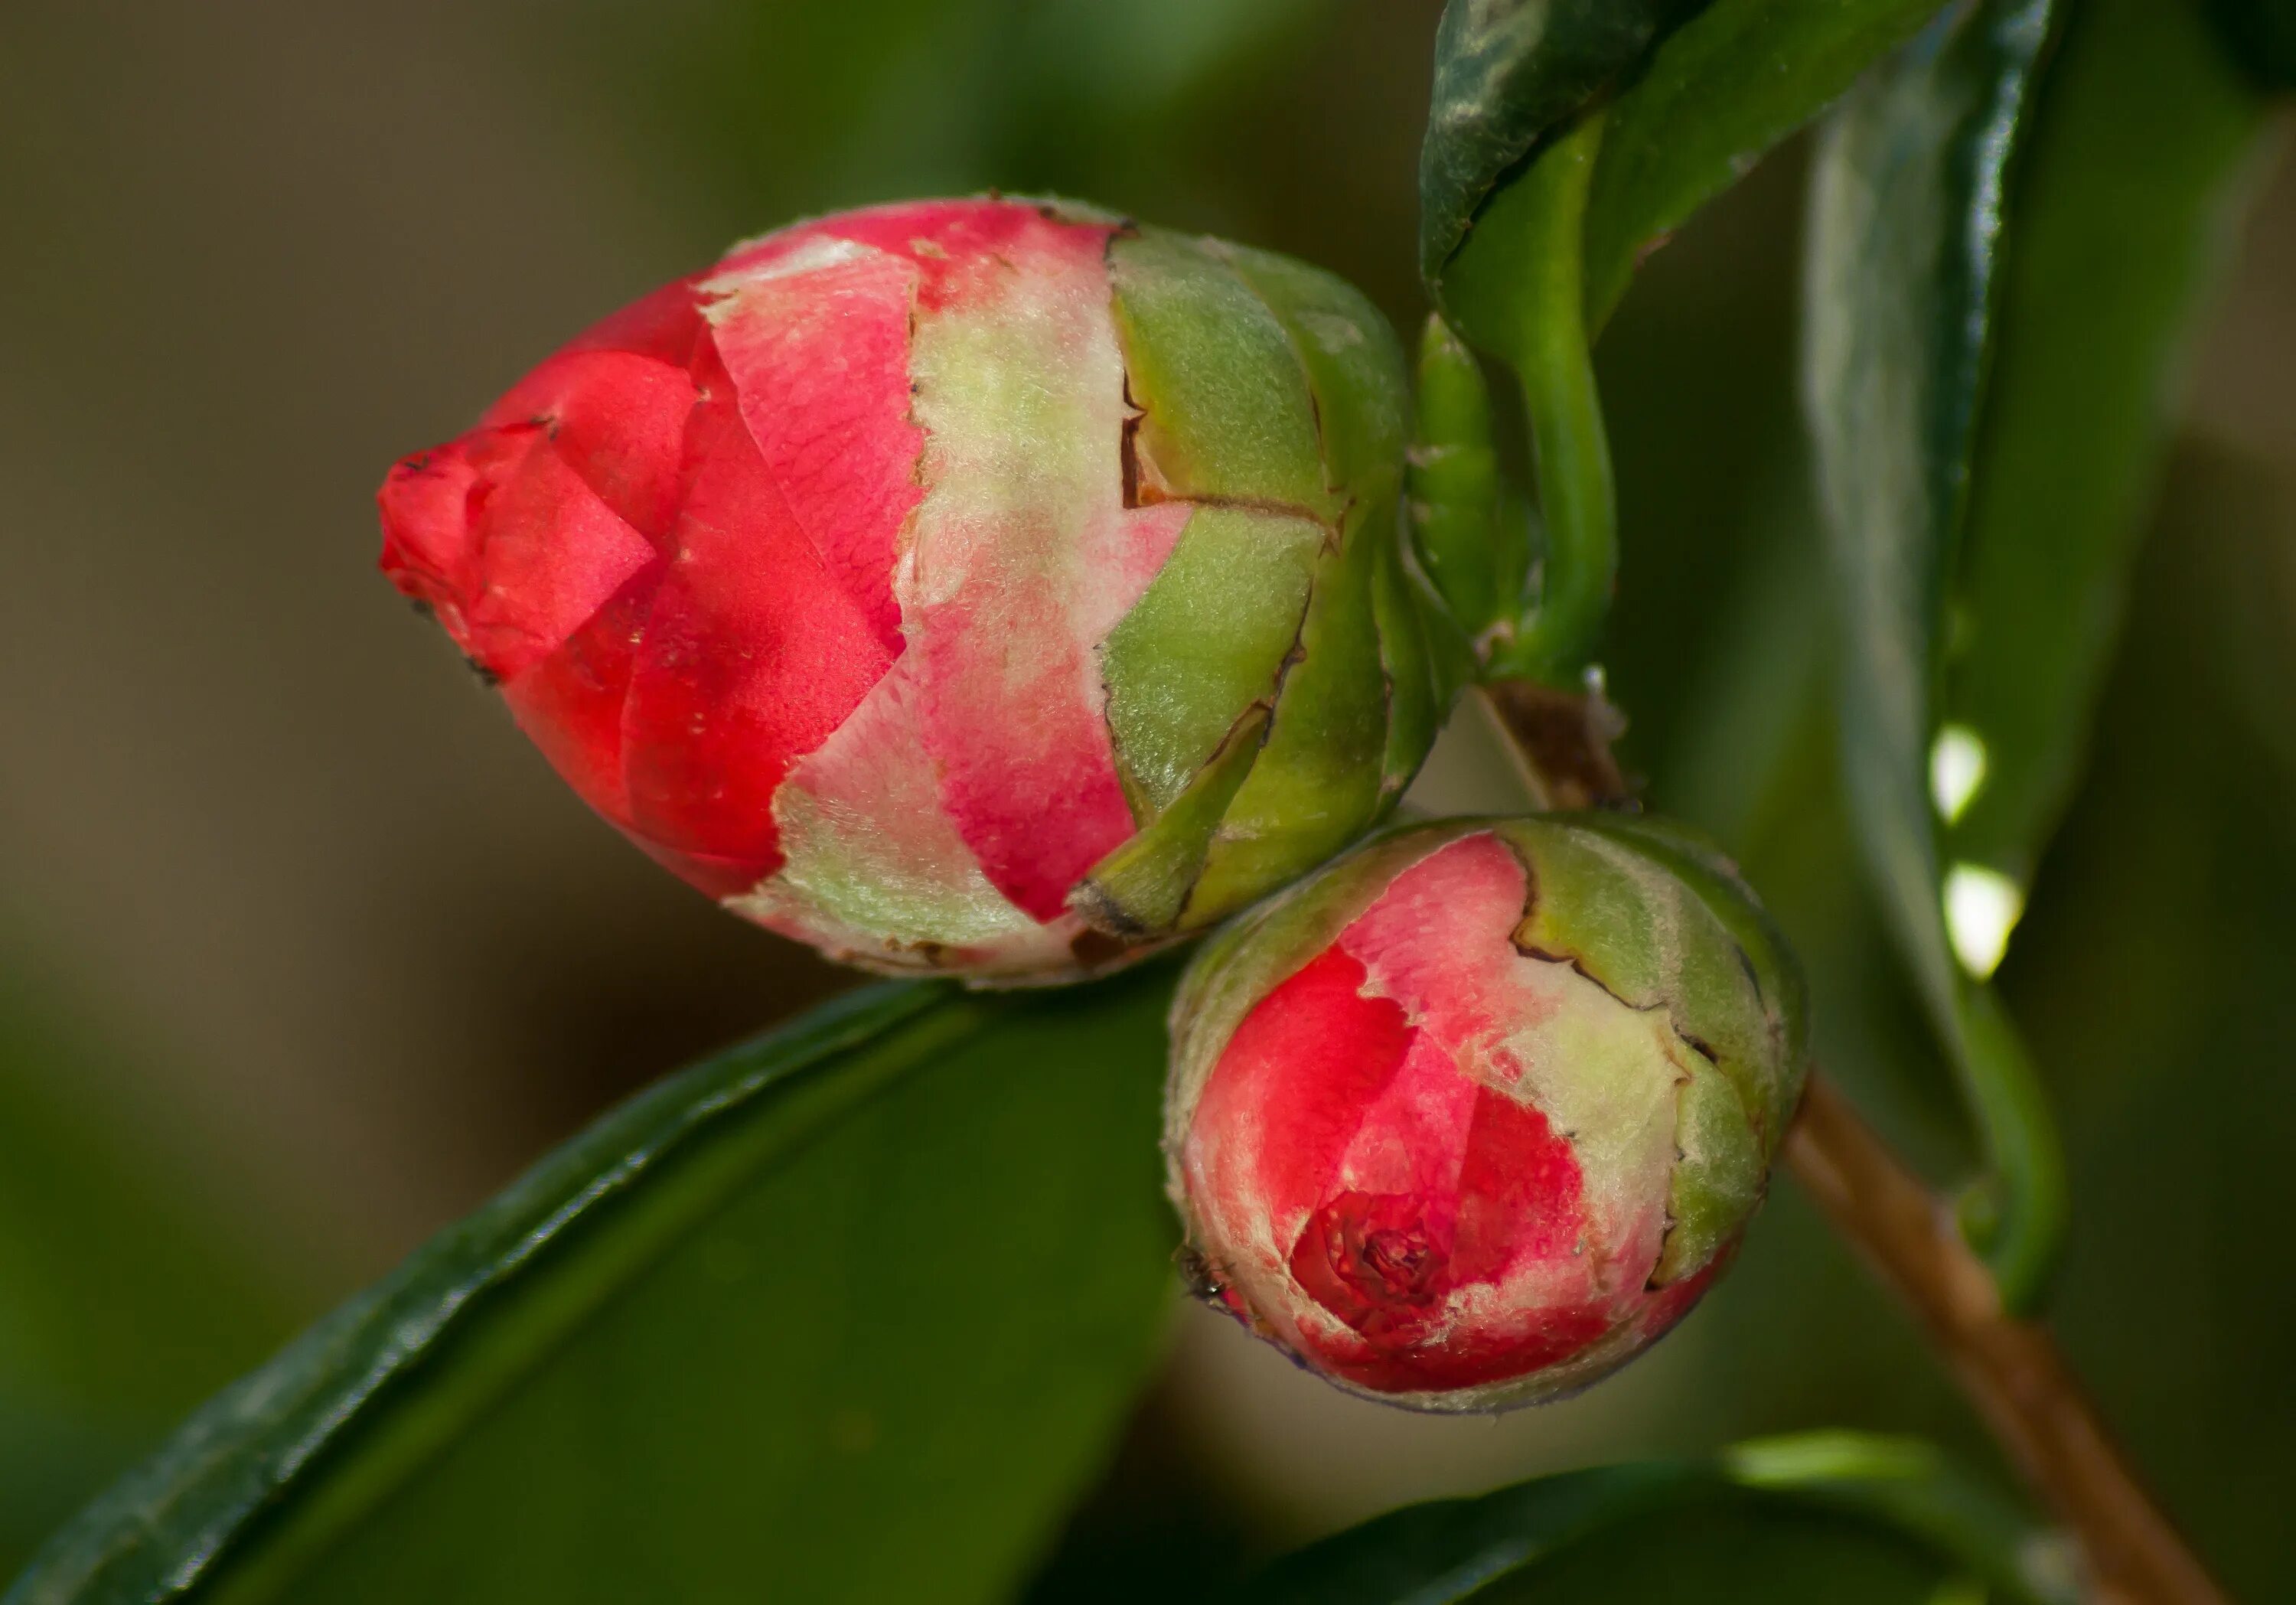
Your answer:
[380,197,1449,982]
[1166,815,1808,1410]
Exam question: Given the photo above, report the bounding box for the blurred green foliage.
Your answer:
[0,948,302,1578]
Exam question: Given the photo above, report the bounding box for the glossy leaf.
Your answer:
[8,972,1179,1605]
[1804,0,2267,1307]
[1430,0,1960,335]
[1580,0,1952,330]
[1804,0,2064,1306]
[1417,0,1970,690]
[1419,0,1712,286]
[1942,0,2267,886]
[1244,1434,2066,1605]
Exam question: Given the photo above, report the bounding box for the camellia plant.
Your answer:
[11,2,2289,1603]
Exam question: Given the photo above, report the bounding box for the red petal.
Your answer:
[460,438,660,681]
[501,563,664,830]
[1187,947,1417,1261]
[702,241,920,657]
[561,274,709,367]
[379,424,657,683]
[616,382,894,886]
[482,350,698,543]
[1446,1086,1587,1281]
[379,442,491,637]
[723,198,1114,317]
[1335,830,1536,1059]
[910,556,1140,922]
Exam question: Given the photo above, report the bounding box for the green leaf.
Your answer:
[1433,0,1964,335]
[1418,0,1714,286]
[1803,0,2268,1307]
[1243,1434,2066,1604]
[1580,0,1952,330]
[1942,0,2268,887]
[9,972,1180,1605]
[1417,0,1966,689]
[1804,0,2066,1306]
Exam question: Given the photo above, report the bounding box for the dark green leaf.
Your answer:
[1243,1434,2065,1605]
[1943,0,2268,886]
[1803,0,2267,1305]
[1418,0,1713,286]
[1802,0,2066,1304]
[1418,0,1972,690]
[1580,0,1951,330]
[9,972,1179,1605]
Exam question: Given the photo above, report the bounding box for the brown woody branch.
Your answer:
[1478,678,1632,811]
[1784,1076,2225,1605]
[1479,682,2226,1604]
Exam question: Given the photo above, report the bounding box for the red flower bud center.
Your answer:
[1289,1189,1454,1335]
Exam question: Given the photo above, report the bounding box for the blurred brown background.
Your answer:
[2,2,2291,1597]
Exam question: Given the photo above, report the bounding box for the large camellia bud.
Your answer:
[380,198,1447,981]
[1166,815,1808,1411]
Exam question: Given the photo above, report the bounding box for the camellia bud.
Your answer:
[1166,815,1808,1410]
[380,198,1449,982]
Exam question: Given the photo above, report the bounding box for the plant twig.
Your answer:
[1784,1074,2226,1605]
[1476,678,1630,811]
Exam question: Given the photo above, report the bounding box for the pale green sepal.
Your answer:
[1179,513,1390,930]
[1505,817,1785,1151]
[1215,241,1409,511]
[1655,1049,1765,1286]
[1567,811,1812,1109]
[1369,527,1460,804]
[1107,230,1331,517]
[1074,706,1269,938]
[1100,506,1326,815]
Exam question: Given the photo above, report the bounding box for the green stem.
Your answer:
[1952,982,2069,1314]
[1486,114,1616,686]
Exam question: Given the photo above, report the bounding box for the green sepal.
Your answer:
[1216,241,1409,511]
[1108,230,1333,519]
[1572,813,1811,1063]
[1500,815,1805,1286]
[1369,529,1466,804]
[1099,225,1433,935]
[1101,506,1326,817]
[1656,1053,1765,1285]
[1497,817,1796,1286]
[1181,509,1392,927]
[1075,705,1270,938]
